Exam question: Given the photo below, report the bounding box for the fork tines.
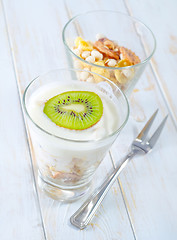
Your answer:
[136,109,168,147]
[148,115,168,147]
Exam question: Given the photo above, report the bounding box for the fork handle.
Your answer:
[70,151,136,229]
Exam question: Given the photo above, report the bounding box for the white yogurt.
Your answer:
[28,81,119,141]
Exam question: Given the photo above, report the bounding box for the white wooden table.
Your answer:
[1,0,177,239]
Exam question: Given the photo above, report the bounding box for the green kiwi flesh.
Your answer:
[43,91,103,130]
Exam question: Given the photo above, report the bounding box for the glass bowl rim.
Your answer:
[62,10,156,70]
[23,68,130,143]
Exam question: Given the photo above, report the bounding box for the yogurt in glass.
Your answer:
[23,69,129,201]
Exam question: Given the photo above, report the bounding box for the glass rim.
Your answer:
[62,10,156,70]
[23,68,130,143]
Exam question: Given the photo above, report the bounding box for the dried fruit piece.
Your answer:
[94,38,120,60]
[119,47,140,65]
[73,35,141,89]
[91,61,110,82]
[104,39,115,50]
[75,37,93,51]
[117,59,132,67]
[94,61,104,66]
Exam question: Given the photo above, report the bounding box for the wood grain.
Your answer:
[124,0,177,127]
[37,154,135,240]
[66,0,177,239]
[111,68,177,239]
[1,0,177,239]
[0,1,45,239]
[2,0,135,239]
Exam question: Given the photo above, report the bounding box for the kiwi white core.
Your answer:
[61,103,86,113]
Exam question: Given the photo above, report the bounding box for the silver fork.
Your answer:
[70,109,168,230]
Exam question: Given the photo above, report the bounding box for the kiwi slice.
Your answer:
[43,91,103,130]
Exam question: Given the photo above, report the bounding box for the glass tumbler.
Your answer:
[62,10,156,96]
[23,68,129,201]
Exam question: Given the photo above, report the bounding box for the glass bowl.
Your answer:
[62,10,156,96]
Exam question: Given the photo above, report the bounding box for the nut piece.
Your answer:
[119,47,140,65]
[122,69,133,78]
[106,59,117,67]
[73,48,81,56]
[79,70,90,81]
[74,60,83,69]
[81,51,90,59]
[85,55,95,63]
[91,50,103,61]
[94,38,120,60]
[86,76,94,83]
[96,33,106,41]
[114,69,128,84]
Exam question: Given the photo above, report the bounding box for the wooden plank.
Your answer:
[65,0,127,15]
[38,154,135,240]
[0,1,45,239]
[124,0,177,126]
[65,0,177,239]
[3,0,135,239]
[111,64,177,240]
